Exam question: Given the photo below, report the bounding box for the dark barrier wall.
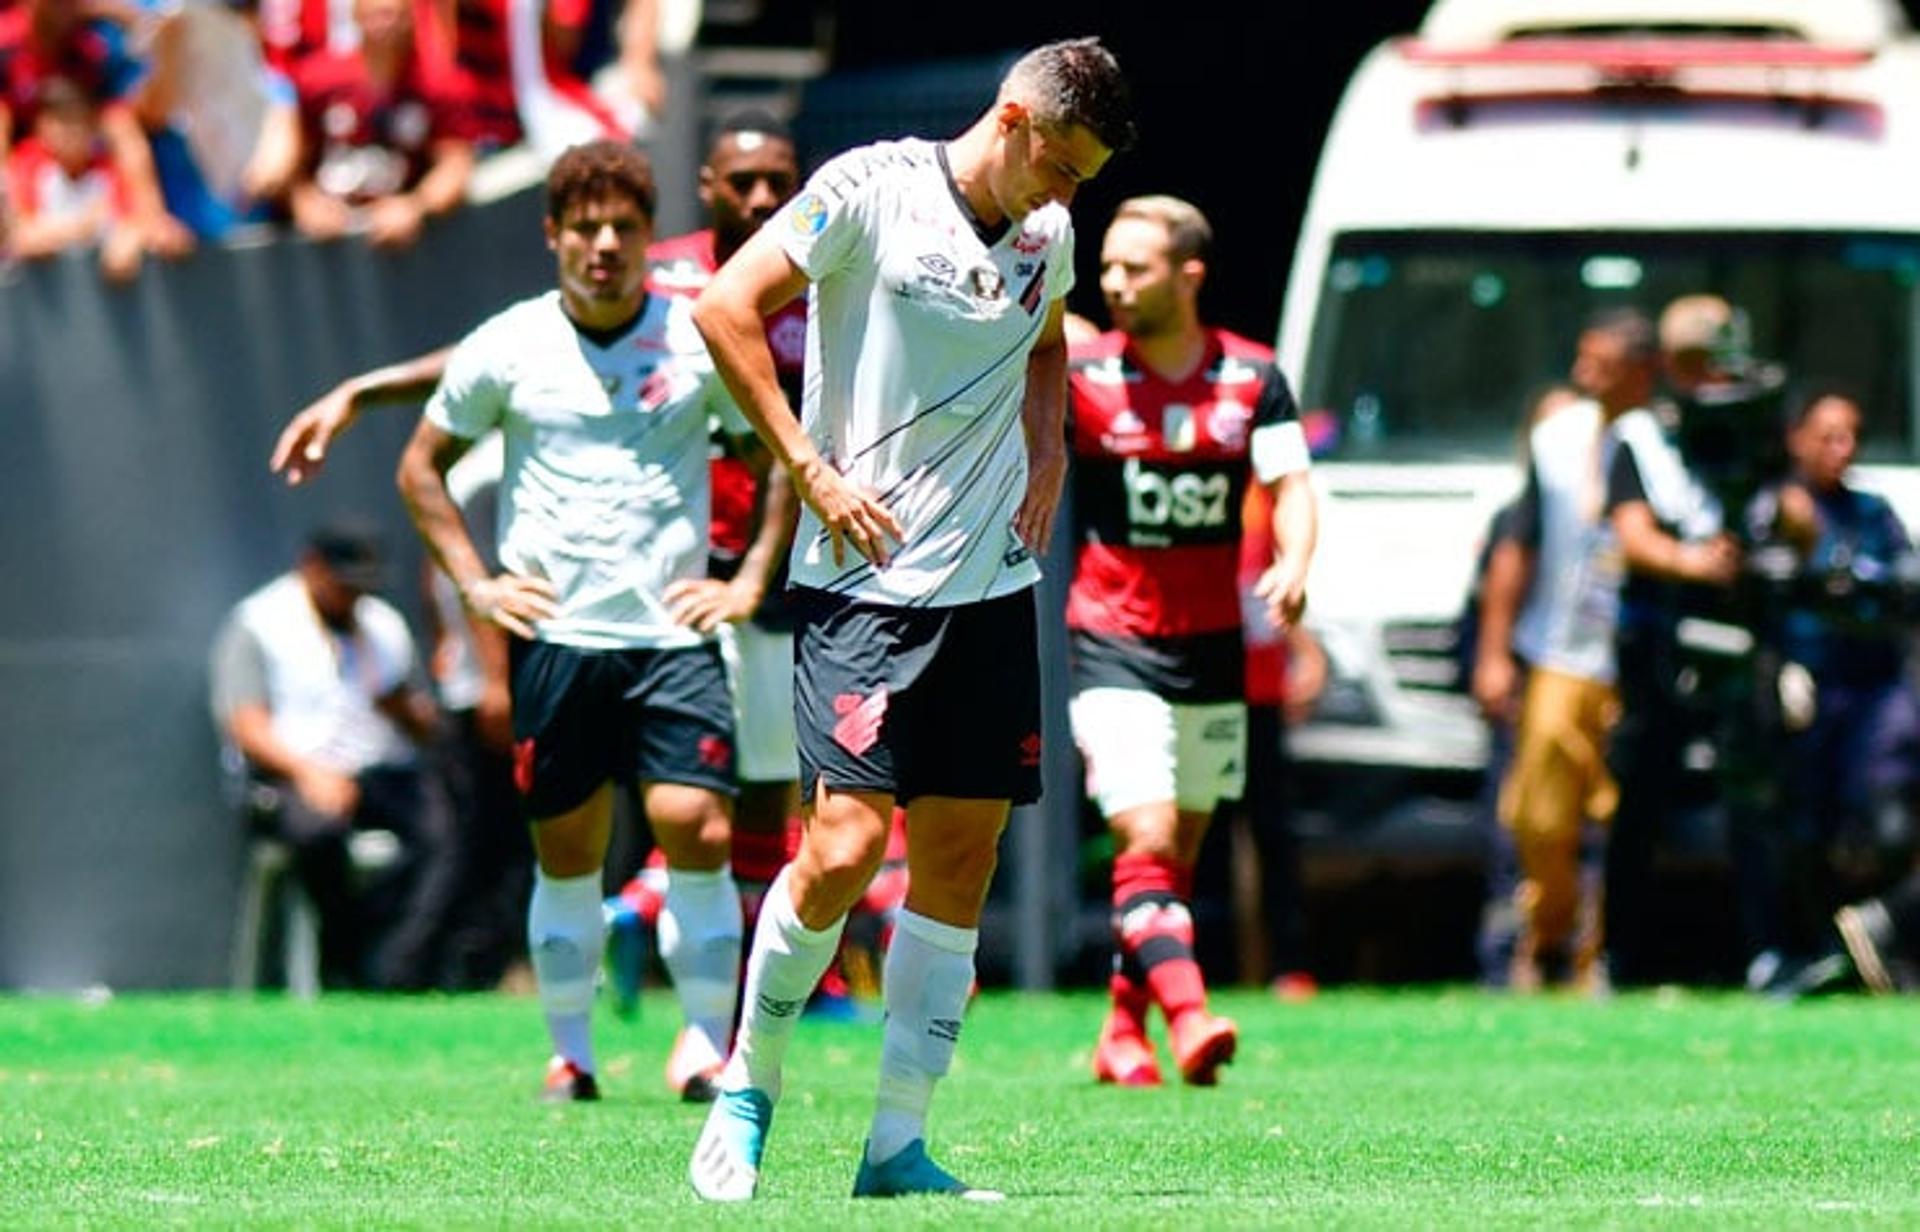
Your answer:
[0,192,553,989]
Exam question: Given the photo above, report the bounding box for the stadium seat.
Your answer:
[224,750,401,997]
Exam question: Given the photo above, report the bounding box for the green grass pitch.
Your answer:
[4,988,1917,1227]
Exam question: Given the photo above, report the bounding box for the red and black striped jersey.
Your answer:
[1066,328,1300,700]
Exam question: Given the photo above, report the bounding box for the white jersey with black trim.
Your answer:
[773,136,1075,608]
[426,290,747,650]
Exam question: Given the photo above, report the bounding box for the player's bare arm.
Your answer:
[1254,468,1317,631]
[665,435,798,633]
[1015,297,1070,553]
[397,417,557,639]
[692,229,903,566]
[272,347,453,485]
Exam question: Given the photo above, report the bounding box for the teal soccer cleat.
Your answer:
[688,1088,773,1202]
[852,1139,1004,1202]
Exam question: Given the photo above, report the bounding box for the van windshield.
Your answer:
[1301,230,1920,462]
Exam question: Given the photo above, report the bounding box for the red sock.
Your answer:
[1112,851,1207,1025]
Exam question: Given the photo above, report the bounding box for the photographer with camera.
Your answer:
[1600,295,1745,987]
[1743,390,1920,990]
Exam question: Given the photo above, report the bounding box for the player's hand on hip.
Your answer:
[1015,446,1067,554]
[270,386,359,485]
[1255,559,1308,631]
[664,576,760,633]
[795,456,903,567]
[462,573,559,639]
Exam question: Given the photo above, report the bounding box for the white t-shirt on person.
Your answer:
[426,290,747,650]
[772,137,1076,608]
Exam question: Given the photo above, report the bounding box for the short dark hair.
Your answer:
[1113,195,1212,265]
[711,109,794,154]
[546,140,656,223]
[1002,37,1136,154]
[304,518,387,589]
[1786,382,1866,430]
[1583,307,1657,365]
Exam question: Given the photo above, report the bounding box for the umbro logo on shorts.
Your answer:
[1019,732,1042,767]
[698,734,733,770]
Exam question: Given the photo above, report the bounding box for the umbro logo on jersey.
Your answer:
[1003,541,1032,569]
[918,253,957,279]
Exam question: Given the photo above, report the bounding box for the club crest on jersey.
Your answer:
[1209,399,1253,449]
[791,193,829,237]
[967,265,1005,301]
[1163,403,1198,452]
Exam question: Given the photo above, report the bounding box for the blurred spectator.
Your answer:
[287,0,473,249]
[586,0,659,139]
[1472,315,1658,995]
[424,0,626,158]
[210,520,461,989]
[0,0,194,259]
[130,0,301,240]
[4,73,143,276]
[1738,390,1920,984]
[1602,294,1744,986]
[1460,382,1580,987]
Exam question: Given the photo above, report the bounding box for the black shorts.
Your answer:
[792,587,1043,807]
[509,639,737,819]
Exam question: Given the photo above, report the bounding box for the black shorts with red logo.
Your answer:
[509,638,737,819]
[792,586,1043,807]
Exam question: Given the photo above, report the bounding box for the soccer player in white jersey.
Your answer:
[686,38,1136,1202]
[394,141,751,1103]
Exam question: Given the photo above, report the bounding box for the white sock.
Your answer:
[719,865,844,1101]
[658,865,744,1067]
[868,908,976,1164]
[528,868,606,1073]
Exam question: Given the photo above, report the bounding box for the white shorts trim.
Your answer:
[717,621,797,784]
[1068,687,1247,817]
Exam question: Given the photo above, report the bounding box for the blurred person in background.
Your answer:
[1739,389,1920,988]
[1601,294,1745,986]
[210,521,461,989]
[1065,195,1315,1086]
[286,0,472,249]
[3,73,143,276]
[129,0,302,241]
[0,0,194,259]
[1471,312,1659,994]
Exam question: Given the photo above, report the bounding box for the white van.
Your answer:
[1280,0,1920,812]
